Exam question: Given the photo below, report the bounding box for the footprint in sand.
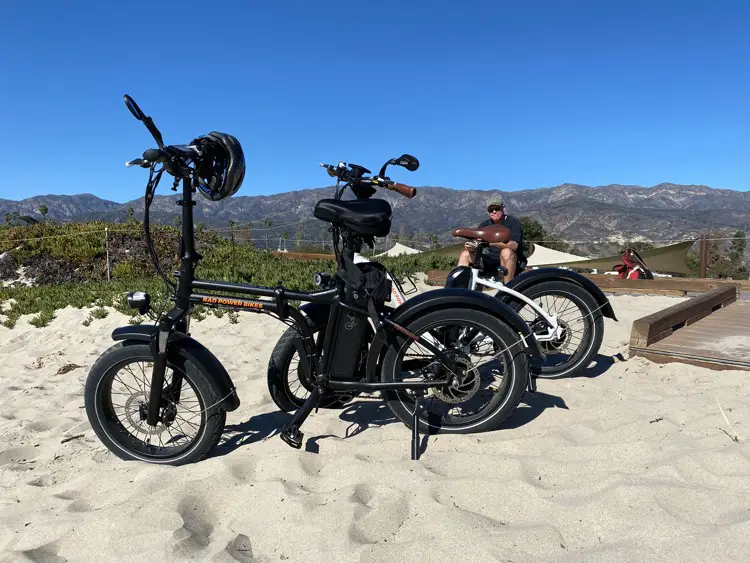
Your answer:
[298,452,323,477]
[348,484,409,545]
[52,491,92,513]
[25,417,71,433]
[0,446,37,467]
[225,459,257,483]
[19,540,66,563]
[27,474,52,488]
[224,534,254,563]
[172,496,215,556]
[2,333,32,354]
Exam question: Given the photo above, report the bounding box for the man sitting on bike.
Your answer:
[457,197,526,283]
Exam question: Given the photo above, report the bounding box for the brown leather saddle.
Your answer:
[451,224,511,243]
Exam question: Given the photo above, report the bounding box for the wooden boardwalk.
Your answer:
[630,287,750,371]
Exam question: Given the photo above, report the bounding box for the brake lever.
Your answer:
[125,158,146,167]
[371,176,393,186]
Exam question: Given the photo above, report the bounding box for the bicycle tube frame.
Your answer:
[469,271,557,329]
[464,243,559,343]
[144,178,455,422]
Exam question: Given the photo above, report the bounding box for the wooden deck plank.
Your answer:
[629,285,737,347]
[630,298,750,371]
[650,343,750,362]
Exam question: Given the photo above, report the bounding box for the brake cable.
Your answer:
[143,164,176,294]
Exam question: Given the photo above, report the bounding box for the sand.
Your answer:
[1,288,749,562]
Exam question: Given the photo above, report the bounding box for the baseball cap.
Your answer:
[487,197,504,211]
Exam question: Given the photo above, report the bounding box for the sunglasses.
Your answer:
[488,207,503,213]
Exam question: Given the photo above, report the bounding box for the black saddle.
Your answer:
[314,198,392,237]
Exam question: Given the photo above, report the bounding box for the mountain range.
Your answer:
[2,183,748,252]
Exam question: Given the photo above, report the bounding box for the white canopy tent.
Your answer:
[373,243,423,258]
[526,243,590,267]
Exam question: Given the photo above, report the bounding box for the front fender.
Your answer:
[365,287,545,382]
[111,325,241,412]
[501,268,617,321]
[443,266,473,289]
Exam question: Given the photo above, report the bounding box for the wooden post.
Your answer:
[105,227,111,281]
[230,225,235,279]
[699,234,708,278]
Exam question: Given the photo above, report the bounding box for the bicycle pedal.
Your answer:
[280,425,304,449]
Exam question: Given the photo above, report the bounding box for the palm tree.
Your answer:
[281,230,289,251]
[262,217,273,249]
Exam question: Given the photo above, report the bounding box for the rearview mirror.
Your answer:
[393,154,419,171]
[123,94,145,121]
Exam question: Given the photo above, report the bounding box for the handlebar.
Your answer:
[390,182,417,199]
[320,160,418,199]
[126,144,202,172]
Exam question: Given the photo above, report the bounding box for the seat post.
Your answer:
[474,243,486,270]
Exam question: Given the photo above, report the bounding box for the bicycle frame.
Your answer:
[144,177,459,426]
[465,268,562,342]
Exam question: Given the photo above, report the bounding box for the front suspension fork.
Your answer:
[145,308,189,426]
[146,321,171,426]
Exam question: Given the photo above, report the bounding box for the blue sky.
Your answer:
[1,0,749,203]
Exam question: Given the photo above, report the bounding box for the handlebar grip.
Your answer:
[390,183,417,199]
[143,148,168,163]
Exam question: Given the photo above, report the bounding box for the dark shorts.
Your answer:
[480,250,526,276]
[481,253,502,273]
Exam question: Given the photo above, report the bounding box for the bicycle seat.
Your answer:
[452,224,511,243]
[314,198,392,237]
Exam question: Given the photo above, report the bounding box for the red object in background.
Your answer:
[613,248,654,280]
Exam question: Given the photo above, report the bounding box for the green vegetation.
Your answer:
[0,220,457,329]
[685,230,747,279]
[5,219,742,330]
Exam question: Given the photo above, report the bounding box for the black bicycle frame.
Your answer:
[144,177,455,426]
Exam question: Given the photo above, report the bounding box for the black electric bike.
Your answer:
[83,95,546,465]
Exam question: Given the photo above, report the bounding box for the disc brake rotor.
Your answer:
[124,392,168,436]
[432,356,481,404]
[540,318,572,353]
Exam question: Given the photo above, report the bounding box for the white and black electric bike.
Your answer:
[442,224,617,379]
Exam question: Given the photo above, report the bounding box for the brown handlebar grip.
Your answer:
[391,183,417,198]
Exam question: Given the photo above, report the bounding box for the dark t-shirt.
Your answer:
[478,215,526,264]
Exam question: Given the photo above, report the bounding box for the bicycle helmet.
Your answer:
[191,132,246,201]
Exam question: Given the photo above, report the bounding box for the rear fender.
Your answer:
[364,287,545,382]
[500,268,617,321]
[111,325,241,412]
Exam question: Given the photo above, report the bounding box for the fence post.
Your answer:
[230,225,235,279]
[699,234,708,278]
[105,227,111,281]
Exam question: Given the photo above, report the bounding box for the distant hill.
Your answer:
[3,183,749,252]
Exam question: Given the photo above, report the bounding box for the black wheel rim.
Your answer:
[392,317,515,429]
[516,291,592,371]
[96,355,206,460]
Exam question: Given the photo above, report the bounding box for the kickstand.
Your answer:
[411,393,423,461]
[280,380,325,450]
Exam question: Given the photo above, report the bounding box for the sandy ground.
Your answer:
[0,286,748,563]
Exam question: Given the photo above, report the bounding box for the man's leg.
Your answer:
[458,248,476,267]
[500,248,517,283]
